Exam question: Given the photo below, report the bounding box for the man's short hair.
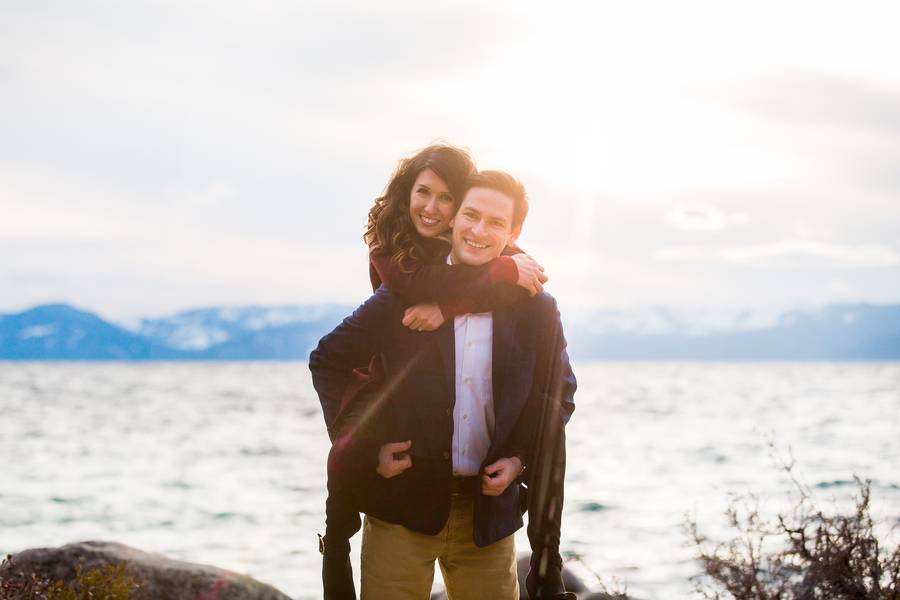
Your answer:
[465,170,528,230]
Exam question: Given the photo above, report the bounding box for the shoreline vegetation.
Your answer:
[686,456,900,600]
[2,468,897,600]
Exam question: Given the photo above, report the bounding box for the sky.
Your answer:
[2,0,900,320]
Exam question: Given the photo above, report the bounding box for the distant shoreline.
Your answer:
[2,302,899,360]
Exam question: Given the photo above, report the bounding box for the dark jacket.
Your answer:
[309,285,576,548]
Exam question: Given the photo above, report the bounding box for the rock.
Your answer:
[0,540,292,600]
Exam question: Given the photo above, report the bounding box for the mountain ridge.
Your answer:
[1,302,898,360]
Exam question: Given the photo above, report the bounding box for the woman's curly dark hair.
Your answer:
[365,144,476,272]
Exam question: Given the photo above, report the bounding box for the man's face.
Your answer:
[450,187,521,266]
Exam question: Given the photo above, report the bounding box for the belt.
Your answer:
[449,475,479,495]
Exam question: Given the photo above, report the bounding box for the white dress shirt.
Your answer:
[448,256,495,476]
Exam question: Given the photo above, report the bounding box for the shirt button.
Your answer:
[464,377,471,384]
[442,451,450,460]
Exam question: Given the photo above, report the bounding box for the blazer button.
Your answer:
[442,451,450,460]
[445,408,452,416]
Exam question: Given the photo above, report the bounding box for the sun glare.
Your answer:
[425,3,802,197]
[418,0,900,198]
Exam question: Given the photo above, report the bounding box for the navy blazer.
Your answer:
[309,286,576,547]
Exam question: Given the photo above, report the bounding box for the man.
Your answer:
[310,171,576,599]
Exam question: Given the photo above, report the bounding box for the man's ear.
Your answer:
[509,224,522,243]
[449,216,456,229]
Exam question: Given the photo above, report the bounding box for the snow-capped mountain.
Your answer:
[119,305,353,351]
[0,304,185,359]
[1,302,898,360]
[565,304,900,359]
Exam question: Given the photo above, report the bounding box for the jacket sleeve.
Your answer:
[505,294,576,468]
[370,248,527,318]
[308,286,394,432]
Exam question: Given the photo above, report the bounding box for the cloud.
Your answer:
[0,0,519,196]
[731,71,900,137]
[656,240,900,268]
[722,240,900,267]
[714,69,900,199]
[666,204,749,232]
[0,230,374,319]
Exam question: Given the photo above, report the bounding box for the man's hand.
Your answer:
[376,440,413,478]
[481,456,523,496]
[511,254,548,296]
[402,303,445,331]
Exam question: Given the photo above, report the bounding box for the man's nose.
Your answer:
[471,220,487,236]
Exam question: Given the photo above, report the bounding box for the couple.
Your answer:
[309,144,576,600]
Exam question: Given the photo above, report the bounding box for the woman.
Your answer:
[320,144,559,599]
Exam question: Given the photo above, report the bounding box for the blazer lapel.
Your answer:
[491,306,522,446]
[437,319,456,407]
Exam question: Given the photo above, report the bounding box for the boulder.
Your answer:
[0,540,292,600]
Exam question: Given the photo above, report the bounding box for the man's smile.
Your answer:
[463,238,490,249]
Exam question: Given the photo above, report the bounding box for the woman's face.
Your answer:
[408,168,455,238]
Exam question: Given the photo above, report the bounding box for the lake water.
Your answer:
[1,362,898,599]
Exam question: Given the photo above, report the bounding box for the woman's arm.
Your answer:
[370,251,518,303]
[371,247,548,320]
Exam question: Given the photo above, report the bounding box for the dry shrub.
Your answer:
[567,552,633,599]
[688,453,900,600]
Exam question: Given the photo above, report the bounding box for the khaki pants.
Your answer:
[360,493,518,600]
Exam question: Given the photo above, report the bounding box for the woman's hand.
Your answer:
[402,303,445,331]
[511,254,548,295]
[481,456,523,496]
[376,440,413,478]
